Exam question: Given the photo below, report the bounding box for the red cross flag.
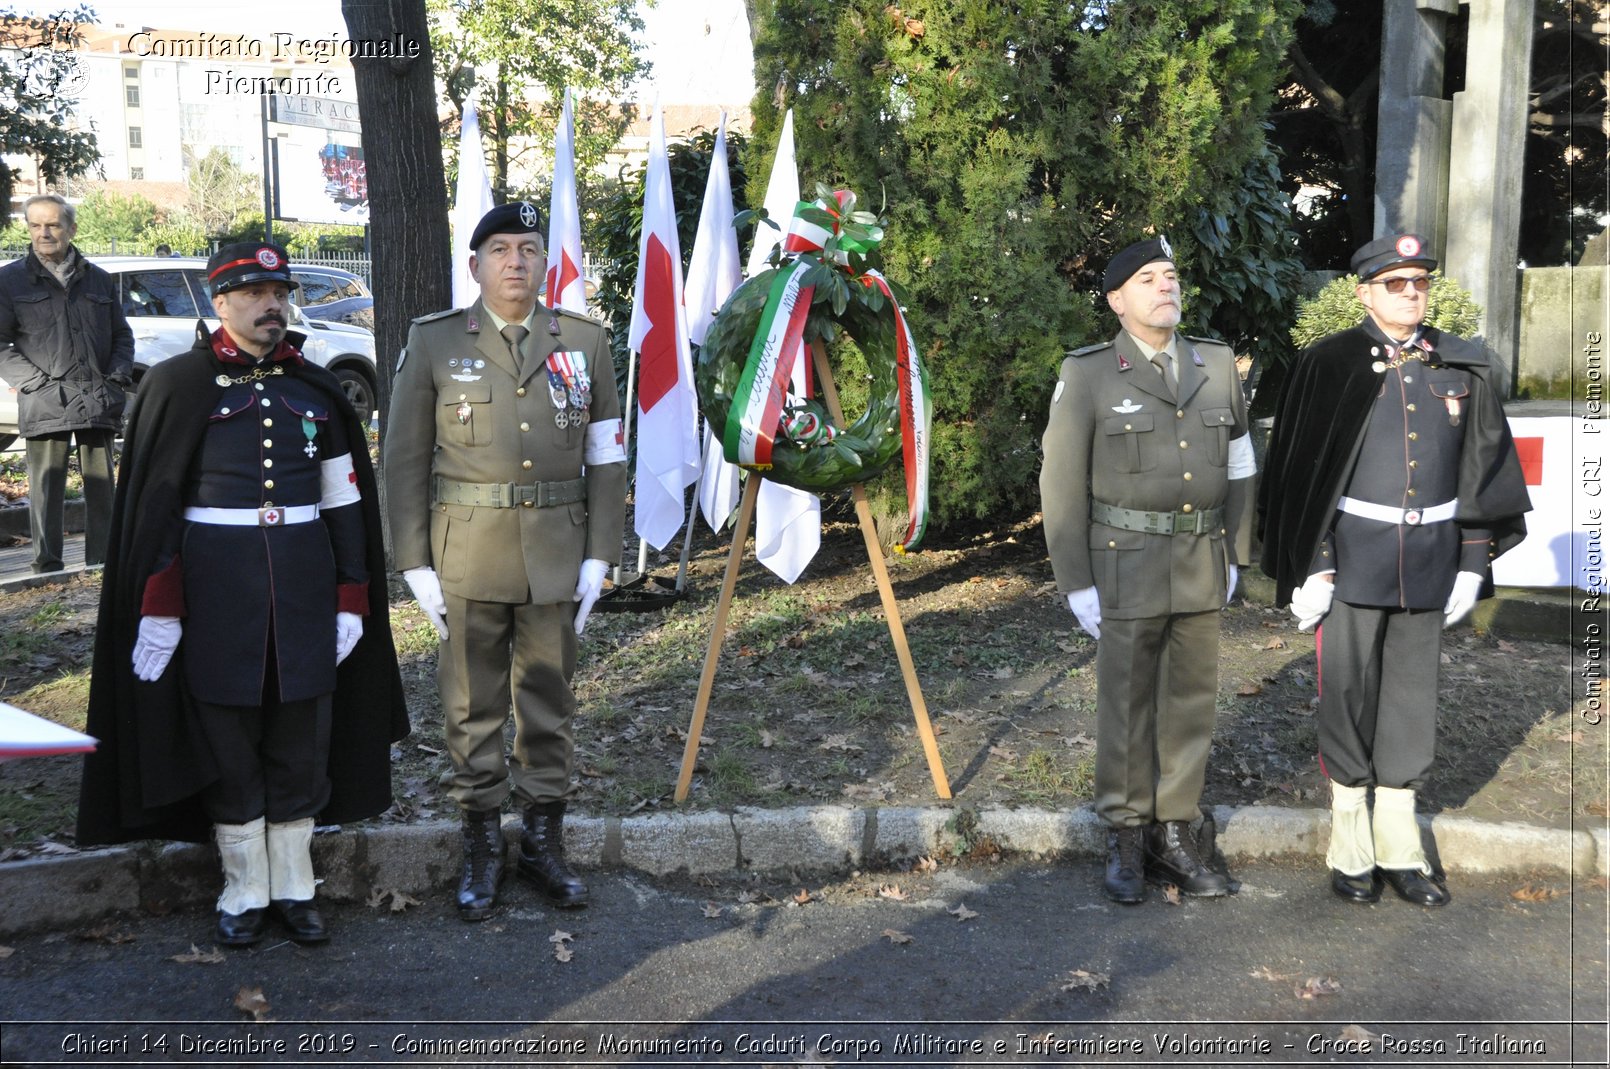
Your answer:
[545,88,587,314]
[627,103,702,550]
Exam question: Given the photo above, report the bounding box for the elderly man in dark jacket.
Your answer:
[0,194,134,574]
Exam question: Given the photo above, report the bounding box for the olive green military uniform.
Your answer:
[384,301,626,811]
[1040,330,1254,828]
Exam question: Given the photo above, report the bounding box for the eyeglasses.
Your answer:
[1365,275,1431,294]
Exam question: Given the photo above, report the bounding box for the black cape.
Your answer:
[76,324,409,845]
[1257,321,1530,607]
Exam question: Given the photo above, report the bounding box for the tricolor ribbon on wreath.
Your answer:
[721,191,931,551]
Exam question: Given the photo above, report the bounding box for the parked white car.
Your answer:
[0,255,379,449]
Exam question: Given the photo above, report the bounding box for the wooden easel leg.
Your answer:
[673,474,760,803]
[810,342,952,800]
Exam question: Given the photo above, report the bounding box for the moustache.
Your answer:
[255,314,287,328]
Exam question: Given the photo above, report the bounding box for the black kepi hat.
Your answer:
[1350,233,1436,281]
[1104,236,1174,292]
[206,242,298,295]
[469,201,545,253]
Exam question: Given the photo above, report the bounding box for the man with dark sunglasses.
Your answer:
[1258,233,1529,909]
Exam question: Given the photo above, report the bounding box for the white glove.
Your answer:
[132,615,182,681]
[1065,586,1101,641]
[1290,572,1335,631]
[335,611,363,664]
[1226,564,1240,606]
[403,566,449,640]
[572,558,609,636]
[1443,570,1484,628]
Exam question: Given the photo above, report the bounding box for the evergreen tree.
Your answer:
[748,0,1304,525]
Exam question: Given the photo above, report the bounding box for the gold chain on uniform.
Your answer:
[215,364,287,385]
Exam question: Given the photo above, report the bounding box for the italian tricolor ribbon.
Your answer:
[863,268,930,551]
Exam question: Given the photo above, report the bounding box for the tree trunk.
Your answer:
[340,0,452,433]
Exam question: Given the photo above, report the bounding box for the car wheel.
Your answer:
[335,366,377,421]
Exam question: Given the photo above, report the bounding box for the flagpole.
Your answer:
[617,348,640,587]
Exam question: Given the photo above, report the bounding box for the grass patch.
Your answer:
[1002,748,1093,805]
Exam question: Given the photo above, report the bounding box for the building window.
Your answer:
[130,167,144,180]
[125,83,140,108]
[128,126,142,149]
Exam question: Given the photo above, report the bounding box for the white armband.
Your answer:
[1227,432,1257,480]
[586,418,627,466]
[320,452,362,508]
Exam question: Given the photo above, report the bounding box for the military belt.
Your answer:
[1090,500,1224,536]
[432,476,587,509]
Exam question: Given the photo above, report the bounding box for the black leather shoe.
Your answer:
[1381,867,1451,907]
[270,899,329,944]
[215,907,267,947]
[457,809,506,921]
[518,801,588,908]
[1102,827,1147,904]
[1330,868,1382,904]
[1146,820,1232,896]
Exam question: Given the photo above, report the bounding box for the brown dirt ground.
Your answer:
[0,508,1600,861]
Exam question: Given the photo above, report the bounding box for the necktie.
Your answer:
[501,323,530,375]
[1151,349,1175,389]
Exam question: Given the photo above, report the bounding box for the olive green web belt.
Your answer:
[432,476,586,509]
[1090,500,1224,536]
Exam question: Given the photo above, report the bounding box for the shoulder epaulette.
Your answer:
[1184,334,1229,348]
[552,306,604,327]
[1069,341,1112,358]
[411,308,464,325]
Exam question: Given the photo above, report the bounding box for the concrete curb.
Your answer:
[2,802,1600,937]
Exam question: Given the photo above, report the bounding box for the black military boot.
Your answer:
[1146,819,1232,896]
[517,801,588,908]
[456,808,505,921]
[1103,826,1148,904]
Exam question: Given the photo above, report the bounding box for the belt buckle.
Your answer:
[1404,508,1422,526]
[258,506,284,527]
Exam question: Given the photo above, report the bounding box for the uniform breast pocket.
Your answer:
[440,383,494,447]
[1102,413,1155,473]
[1200,407,1233,466]
[1424,375,1469,429]
[11,290,58,341]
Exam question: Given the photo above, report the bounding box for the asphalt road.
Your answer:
[0,856,1604,1067]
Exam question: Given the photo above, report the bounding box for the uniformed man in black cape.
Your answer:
[1258,233,1529,907]
[77,243,408,947]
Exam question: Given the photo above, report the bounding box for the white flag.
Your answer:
[451,86,494,308]
[627,103,703,551]
[545,89,587,313]
[686,113,744,532]
[747,108,820,584]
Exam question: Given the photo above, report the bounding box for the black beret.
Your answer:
[206,242,297,295]
[1103,236,1175,292]
[1350,232,1436,280]
[468,201,545,253]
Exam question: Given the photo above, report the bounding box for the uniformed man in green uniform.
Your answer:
[1040,237,1256,904]
[384,202,627,920]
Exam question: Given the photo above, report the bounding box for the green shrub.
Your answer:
[1291,271,1482,350]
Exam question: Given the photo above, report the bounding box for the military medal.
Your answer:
[456,401,472,425]
[1445,397,1462,427]
[302,417,318,458]
[555,408,571,429]
[544,350,591,430]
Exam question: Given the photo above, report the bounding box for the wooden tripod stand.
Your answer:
[672,340,952,802]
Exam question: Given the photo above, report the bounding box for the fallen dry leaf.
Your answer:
[1160,884,1182,906]
[1554,730,1584,745]
[1295,976,1342,999]
[1338,1024,1379,1046]
[760,730,775,749]
[1511,882,1567,903]
[169,944,225,965]
[554,943,572,963]
[1236,682,1264,697]
[550,929,574,963]
[75,924,135,944]
[1261,636,1288,650]
[1060,968,1110,992]
[818,734,863,754]
[915,855,939,874]
[948,903,978,921]
[1249,965,1292,982]
[234,985,272,1021]
[366,887,421,912]
[792,888,816,905]
[701,902,723,918]
[0,946,14,959]
[877,884,908,901]
[549,929,573,945]
[988,745,1019,762]
[882,928,913,944]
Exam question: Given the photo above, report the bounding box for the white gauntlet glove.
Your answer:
[572,558,609,636]
[1290,572,1335,632]
[1065,586,1102,641]
[335,611,363,664]
[1442,570,1484,628]
[132,616,182,681]
[1226,564,1240,606]
[403,567,449,640]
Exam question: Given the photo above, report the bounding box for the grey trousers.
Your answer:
[1316,600,1442,789]
[25,428,114,573]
